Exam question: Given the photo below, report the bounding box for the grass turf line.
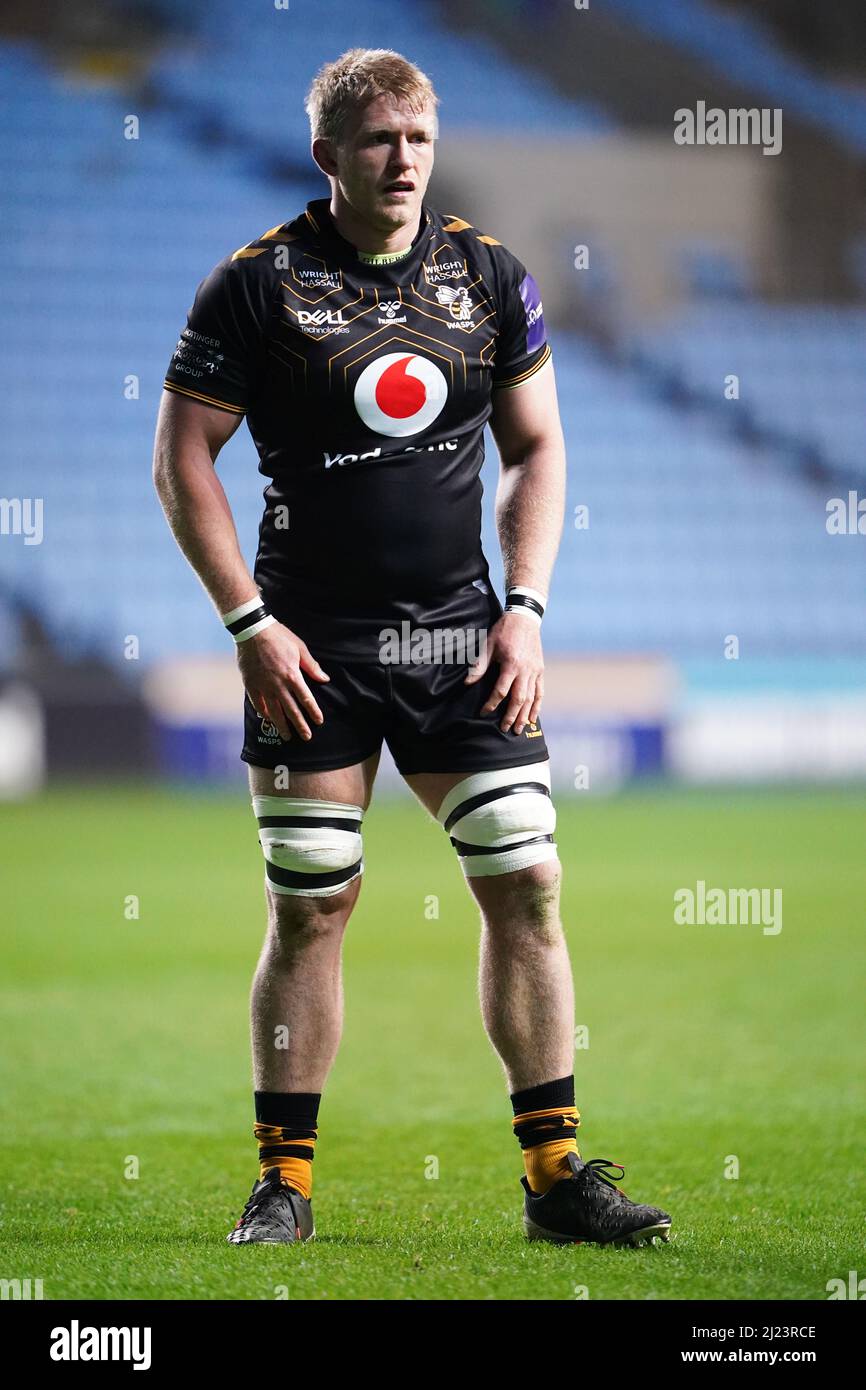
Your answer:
[0,785,863,1299]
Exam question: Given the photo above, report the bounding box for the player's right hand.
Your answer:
[236,621,330,741]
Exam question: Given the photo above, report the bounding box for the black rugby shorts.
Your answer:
[241,653,549,775]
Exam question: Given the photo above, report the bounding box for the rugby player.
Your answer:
[153,48,671,1248]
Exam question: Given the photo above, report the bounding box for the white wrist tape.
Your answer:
[504,585,546,625]
[222,595,277,643]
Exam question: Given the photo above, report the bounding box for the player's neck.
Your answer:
[328,195,420,258]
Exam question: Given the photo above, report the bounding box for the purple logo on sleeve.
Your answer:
[519,272,546,353]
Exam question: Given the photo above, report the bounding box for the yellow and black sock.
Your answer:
[511,1074,581,1196]
[253,1090,320,1200]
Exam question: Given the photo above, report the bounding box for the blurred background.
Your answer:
[2,0,865,1304]
[1,0,865,796]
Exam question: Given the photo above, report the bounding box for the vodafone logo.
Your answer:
[354,353,447,437]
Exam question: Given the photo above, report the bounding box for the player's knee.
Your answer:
[475,859,562,941]
[508,857,562,908]
[435,760,558,880]
[265,875,358,945]
[252,794,364,907]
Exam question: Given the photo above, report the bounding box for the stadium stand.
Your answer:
[629,303,866,485]
[1,1,864,676]
[146,0,612,145]
[603,0,866,154]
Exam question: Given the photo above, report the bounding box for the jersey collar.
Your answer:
[304,197,434,281]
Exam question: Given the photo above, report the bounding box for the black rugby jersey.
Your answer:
[164,197,552,660]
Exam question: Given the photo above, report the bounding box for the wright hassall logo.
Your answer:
[423,257,467,284]
[295,265,341,289]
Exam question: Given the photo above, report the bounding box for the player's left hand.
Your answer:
[464,612,544,735]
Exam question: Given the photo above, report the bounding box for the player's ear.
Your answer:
[311,136,338,178]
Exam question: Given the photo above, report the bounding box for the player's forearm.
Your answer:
[494,441,566,600]
[153,441,259,617]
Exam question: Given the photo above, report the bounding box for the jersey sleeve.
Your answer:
[163,253,271,414]
[491,250,552,390]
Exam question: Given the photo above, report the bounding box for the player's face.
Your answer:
[334,93,436,236]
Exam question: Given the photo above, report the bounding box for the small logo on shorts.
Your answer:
[258,715,282,745]
[523,722,543,738]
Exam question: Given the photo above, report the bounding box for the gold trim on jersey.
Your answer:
[260,223,295,241]
[492,343,552,390]
[441,215,502,247]
[231,223,296,261]
[442,216,473,232]
[163,381,246,413]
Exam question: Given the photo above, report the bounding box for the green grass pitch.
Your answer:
[1,783,863,1300]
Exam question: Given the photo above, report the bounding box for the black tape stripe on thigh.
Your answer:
[442,782,550,834]
[258,814,362,832]
[265,858,363,890]
[450,833,554,857]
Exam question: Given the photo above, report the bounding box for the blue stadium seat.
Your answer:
[1,36,864,667]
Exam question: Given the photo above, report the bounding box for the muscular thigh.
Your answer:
[402,769,467,819]
[248,750,380,812]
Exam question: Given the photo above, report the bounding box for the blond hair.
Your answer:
[305,48,439,145]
